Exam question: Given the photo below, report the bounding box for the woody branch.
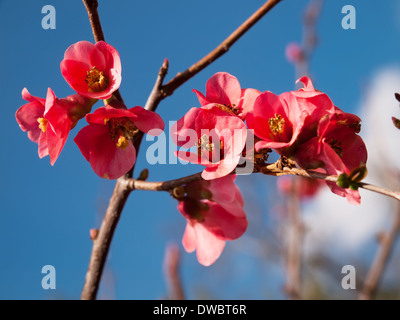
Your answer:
[80,0,283,300]
[126,163,400,203]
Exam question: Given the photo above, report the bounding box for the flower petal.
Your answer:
[171,107,202,147]
[15,100,44,143]
[63,40,95,63]
[205,72,241,107]
[182,222,196,253]
[86,106,137,125]
[192,222,226,266]
[129,106,165,134]
[238,88,261,119]
[74,125,136,179]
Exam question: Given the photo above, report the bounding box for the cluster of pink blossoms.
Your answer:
[16,40,367,266]
[169,72,367,264]
[173,73,367,205]
[16,41,164,179]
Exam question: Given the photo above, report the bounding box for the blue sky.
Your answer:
[1,0,400,299]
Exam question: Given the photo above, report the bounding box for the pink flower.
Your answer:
[295,109,367,204]
[193,72,260,119]
[246,77,337,157]
[171,105,247,180]
[74,105,164,179]
[177,175,247,266]
[285,42,303,64]
[246,91,306,157]
[16,88,95,165]
[290,76,336,143]
[60,41,122,100]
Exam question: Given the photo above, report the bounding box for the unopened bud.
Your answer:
[349,182,359,191]
[392,117,400,130]
[348,166,368,183]
[336,173,350,189]
[90,228,99,241]
[173,186,186,199]
[137,168,149,181]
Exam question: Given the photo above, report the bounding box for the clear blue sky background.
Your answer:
[1,0,400,299]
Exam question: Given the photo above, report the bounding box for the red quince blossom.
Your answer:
[246,77,336,157]
[290,76,336,143]
[177,175,247,266]
[295,108,367,204]
[171,104,247,180]
[74,105,164,179]
[246,91,306,157]
[60,41,122,100]
[285,42,303,64]
[193,72,260,119]
[16,88,95,165]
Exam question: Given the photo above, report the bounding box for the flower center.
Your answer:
[215,103,240,116]
[183,198,208,222]
[85,66,109,92]
[196,134,224,162]
[198,134,215,153]
[37,117,48,133]
[329,138,343,157]
[107,117,139,149]
[268,114,285,135]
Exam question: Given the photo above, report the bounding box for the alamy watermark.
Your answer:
[342,5,356,30]
[41,265,56,290]
[41,5,56,30]
[341,265,356,290]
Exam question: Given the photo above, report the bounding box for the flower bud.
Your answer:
[336,173,350,189]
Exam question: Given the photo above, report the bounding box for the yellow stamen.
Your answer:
[103,118,109,125]
[268,114,285,135]
[116,136,129,149]
[85,66,109,92]
[197,134,215,156]
[37,117,48,133]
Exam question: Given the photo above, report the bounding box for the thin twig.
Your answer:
[284,177,303,300]
[359,203,400,300]
[163,243,185,300]
[81,178,132,300]
[126,164,400,204]
[82,0,123,102]
[128,172,203,191]
[82,0,104,42]
[296,0,325,78]
[144,0,283,114]
[80,0,283,300]
[144,58,169,112]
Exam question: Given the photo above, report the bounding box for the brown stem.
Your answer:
[82,0,104,42]
[126,164,400,204]
[162,0,282,97]
[359,204,400,300]
[296,0,325,78]
[82,0,123,102]
[81,178,132,300]
[284,177,303,300]
[80,0,282,300]
[163,243,185,300]
[144,58,169,112]
[143,0,283,114]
